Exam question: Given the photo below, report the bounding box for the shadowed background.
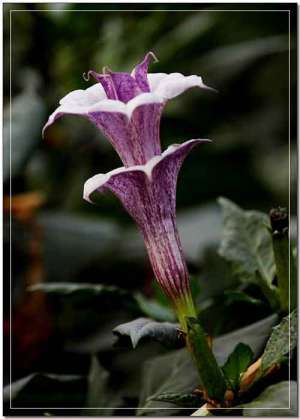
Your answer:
[3,3,297,416]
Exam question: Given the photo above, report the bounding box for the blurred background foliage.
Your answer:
[3,2,297,415]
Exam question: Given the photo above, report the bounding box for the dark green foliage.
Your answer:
[138,315,277,414]
[222,343,253,391]
[239,381,297,416]
[113,318,182,349]
[134,292,176,322]
[147,392,202,407]
[261,310,297,373]
[218,197,279,309]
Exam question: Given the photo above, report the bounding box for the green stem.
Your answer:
[186,317,227,402]
[269,207,297,313]
[272,229,297,313]
[174,292,227,402]
[174,291,198,332]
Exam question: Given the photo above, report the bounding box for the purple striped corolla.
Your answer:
[83,138,211,330]
[43,52,212,167]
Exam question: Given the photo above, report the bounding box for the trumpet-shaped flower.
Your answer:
[84,139,210,328]
[44,52,213,329]
[43,52,211,166]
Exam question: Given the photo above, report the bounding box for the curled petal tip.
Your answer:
[82,72,90,81]
[83,70,99,82]
[199,138,213,143]
[184,138,213,146]
[42,120,51,139]
[192,138,213,146]
[84,196,93,204]
[203,84,218,93]
[148,51,159,63]
[41,125,46,139]
[83,182,93,204]
[83,173,108,203]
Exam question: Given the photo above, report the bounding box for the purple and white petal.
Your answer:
[87,71,119,100]
[105,71,140,103]
[59,83,107,106]
[84,138,210,210]
[43,90,165,166]
[132,51,158,93]
[148,72,214,99]
[83,138,210,301]
[43,52,215,168]
[89,93,164,165]
[88,68,142,103]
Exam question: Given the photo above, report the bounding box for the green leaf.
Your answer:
[218,197,278,308]
[30,282,176,322]
[240,381,297,416]
[138,349,198,416]
[222,343,253,391]
[197,247,237,302]
[134,292,176,322]
[138,315,277,415]
[82,356,121,416]
[3,70,46,180]
[261,310,297,373]
[224,290,264,307]
[113,318,182,349]
[37,212,120,282]
[28,282,129,298]
[147,392,202,407]
[3,373,84,402]
[3,373,86,407]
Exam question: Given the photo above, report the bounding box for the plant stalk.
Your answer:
[174,292,227,403]
[269,208,297,313]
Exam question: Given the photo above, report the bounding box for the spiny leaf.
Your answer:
[261,309,297,373]
[222,343,253,391]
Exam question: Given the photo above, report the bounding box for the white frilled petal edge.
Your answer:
[83,138,211,203]
[43,72,213,136]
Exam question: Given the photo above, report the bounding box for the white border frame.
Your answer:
[6,3,294,413]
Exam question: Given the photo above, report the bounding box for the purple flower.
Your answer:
[84,139,210,326]
[44,52,213,329]
[43,52,212,167]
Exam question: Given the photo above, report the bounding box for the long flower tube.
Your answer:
[43,52,212,167]
[84,139,210,330]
